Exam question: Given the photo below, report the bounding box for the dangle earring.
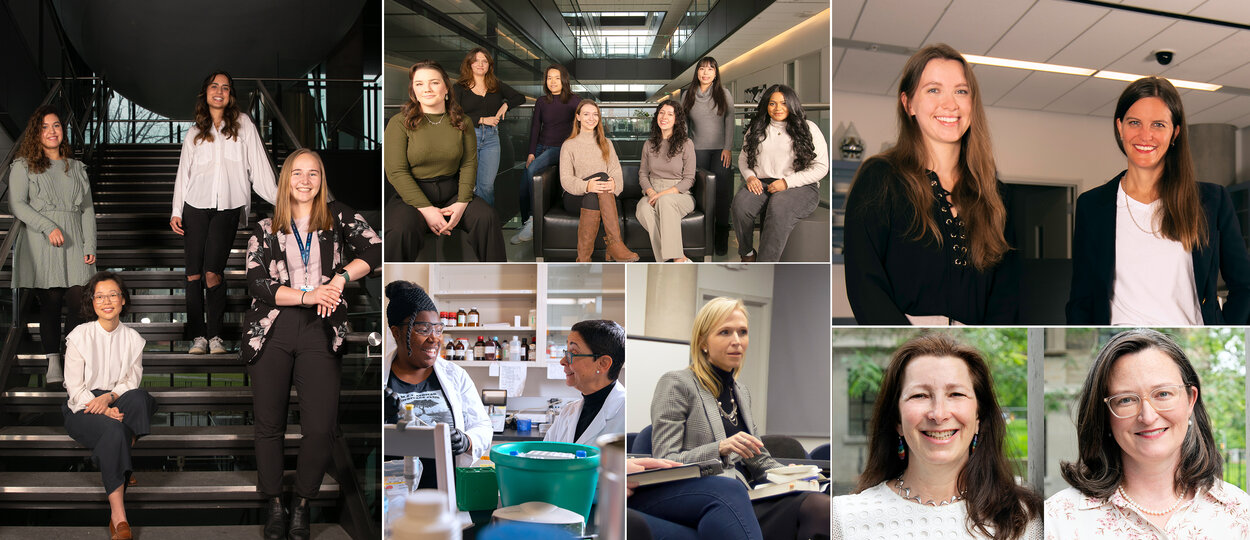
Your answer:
[897,436,906,460]
[971,433,979,452]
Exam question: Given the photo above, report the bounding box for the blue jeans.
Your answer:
[474,124,501,206]
[630,475,764,540]
[522,143,560,222]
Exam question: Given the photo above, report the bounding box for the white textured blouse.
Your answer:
[1045,482,1250,540]
[833,482,1043,540]
[63,320,146,413]
[737,119,829,188]
[172,114,278,219]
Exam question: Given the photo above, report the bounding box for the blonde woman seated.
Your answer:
[832,334,1042,540]
[1046,329,1250,538]
[652,297,829,539]
[636,101,696,262]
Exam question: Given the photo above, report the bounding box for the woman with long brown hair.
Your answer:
[680,56,735,255]
[172,70,278,354]
[383,59,506,261]
[844,43,1017,325]
[1066,77,1250,325]
[558,99,638,262]
[1047,329,1250,537]
[452,46,525,207]
[832,333,1041,540]
[514,63,580,245]
[636,100,696,262]
[8,105,95,386]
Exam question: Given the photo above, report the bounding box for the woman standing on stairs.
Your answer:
[8,105,96,387]
[559,99,639,262]
[63,271,157,540]
[242,148,380,540]
[171,71,278,355]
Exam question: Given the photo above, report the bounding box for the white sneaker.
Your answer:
[189,336,208,355]
[510,218,533,244]
[46,353,64,385]
[208,336,227,355]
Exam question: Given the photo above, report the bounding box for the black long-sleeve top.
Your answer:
[452,81,526,127]
[843,157,1019,324]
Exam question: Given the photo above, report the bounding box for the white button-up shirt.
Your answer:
[172,114,278,219]
[1045,482,1250,539]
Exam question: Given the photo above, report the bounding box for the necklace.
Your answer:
[717,393,739,425]
[1117,485,1186,516]
[1123,188,1160,236]
[893,477,964,506]
[423,113,445,126]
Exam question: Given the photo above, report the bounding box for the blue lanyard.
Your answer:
[290,218,313,267]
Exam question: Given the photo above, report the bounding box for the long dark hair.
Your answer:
[742,84,816,173]
[192,71,241,144]
[859,43,1008,271]
[859,333,1041,540]
[457,47,500,93]
[1113,77,1206,251]
[15,105,71,174]
[646,101,690,160]
[543,64,575,104]
[1060,329,1220,500]
[681,56,729,117]
[400,60,467,131]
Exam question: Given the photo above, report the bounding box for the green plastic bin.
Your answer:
[489,441,600,521]
[454,466,499,511]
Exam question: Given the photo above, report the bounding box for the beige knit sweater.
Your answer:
[558,130,623,196]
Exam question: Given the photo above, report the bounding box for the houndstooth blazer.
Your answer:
[649,368,782,483]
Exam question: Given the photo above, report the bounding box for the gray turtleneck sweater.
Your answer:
[686,86,735,151]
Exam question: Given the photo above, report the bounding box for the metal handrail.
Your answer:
[251,83,305,152]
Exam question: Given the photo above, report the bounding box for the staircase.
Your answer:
[0,143,382,539]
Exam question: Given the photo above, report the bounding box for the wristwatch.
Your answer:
[336,269,351,283]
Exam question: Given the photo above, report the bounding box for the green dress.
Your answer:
[8,157,97,288]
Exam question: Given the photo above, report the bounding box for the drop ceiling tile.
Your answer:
[850,0,950,48]
[1186,95,1250,124]
[1117,0,1206,13]
[993,71,1088,110]
[1161,32,1250,82]
[1102,21,1237,77]
[833,0,865,39]
[1186,0,1250,27]
[1176,90,1239,118]
[832,48,908,95]
[1213,61,1250,87]
[1049,10,1170,69]
[924,0,1032,54]
[1044,77,1126,115]
[971,64,1031,105]
[988,0,1108,62]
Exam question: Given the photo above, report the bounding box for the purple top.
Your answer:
[528,94,582,155]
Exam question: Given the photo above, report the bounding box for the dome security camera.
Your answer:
[1155,50,1174,65]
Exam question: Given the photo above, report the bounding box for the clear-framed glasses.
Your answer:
[563,351,597,363]
[1103,384,1191,418]
[92,292,122,303]
[407,322,445,336]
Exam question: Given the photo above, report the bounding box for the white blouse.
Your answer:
[737,119,829,188]
[172,114,278,219]
[833,482,1043,540]
[1045,482,1250,540]
[63,320,146,413]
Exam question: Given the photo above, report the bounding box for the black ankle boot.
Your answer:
[263,496,286,540]
[288,497,310,540]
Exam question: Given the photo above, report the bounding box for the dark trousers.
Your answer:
[248,308,341,499]
[383,180,507,262]
[522,144,561,223]
[182,204,241,338]
[62,388,157,494]
[31,286,84,354]
[695,149,733,253]
[730,182,819,262]
[630,475,764,540]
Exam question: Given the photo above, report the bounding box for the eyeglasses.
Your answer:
[563,351,597,363]
[406,322,445,336]
[92,292,122,303]
[1103,385,1191,418]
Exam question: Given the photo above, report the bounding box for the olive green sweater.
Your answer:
[384,112,477,208]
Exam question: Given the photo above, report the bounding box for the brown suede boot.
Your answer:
[576,208,601,262]
[598,192,639,262]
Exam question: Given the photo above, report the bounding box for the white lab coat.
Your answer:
[544,381,626,445]
[384,349,493,467]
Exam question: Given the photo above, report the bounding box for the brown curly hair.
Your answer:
[192,71,241,144]
[15,105,71,175]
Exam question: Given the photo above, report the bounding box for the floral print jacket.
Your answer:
[241,201,381,364]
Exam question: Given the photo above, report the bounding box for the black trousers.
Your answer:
[383,179,506,262]
[248,308,341,499]
[62,388,157,494]
[182,204,241,339]
[31,286,84,355]
[695,149,733,252]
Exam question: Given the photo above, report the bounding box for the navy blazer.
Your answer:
[1066,172,1250,324]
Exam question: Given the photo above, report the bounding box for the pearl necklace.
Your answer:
[893,477,964,507]
[1117,485,1186,516]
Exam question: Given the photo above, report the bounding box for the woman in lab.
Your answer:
[9,105,95,386]
[651,297,829,539]
[843,44,1018,325]
[545,319,626,444]
[831,333,1041,540]
[453,47,525,206]
[560,99,639,262]
[636,100,697,262]
[680,56,735,255]
[384,280,492,480]
[729,84,828,263]
[62,271,156,540]
[384,59,507,261]
[1066,77,1250,324]
[1046,329,1250,537]
[172,70,278,354]
[242,149,381,540]
[514,63,580,244]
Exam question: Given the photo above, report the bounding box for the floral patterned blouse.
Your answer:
[241,201,381,364]
[1045,482,1250,539]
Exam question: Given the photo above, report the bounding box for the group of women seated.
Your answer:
[383,50,830,263]
[844,43,1250,326]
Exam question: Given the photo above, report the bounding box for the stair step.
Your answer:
[0,524,351,540]
[15,352,374,375]
[0,471,338,508]
[0,424,378,456]
[2,387,377,413]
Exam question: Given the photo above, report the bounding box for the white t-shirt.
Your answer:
[63,320,146,413]
[1110,183,1202,325]
[833,482,1042,540]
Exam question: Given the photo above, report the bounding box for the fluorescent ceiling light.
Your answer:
[962,54,1095,77]
[1092,70,1222,91]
